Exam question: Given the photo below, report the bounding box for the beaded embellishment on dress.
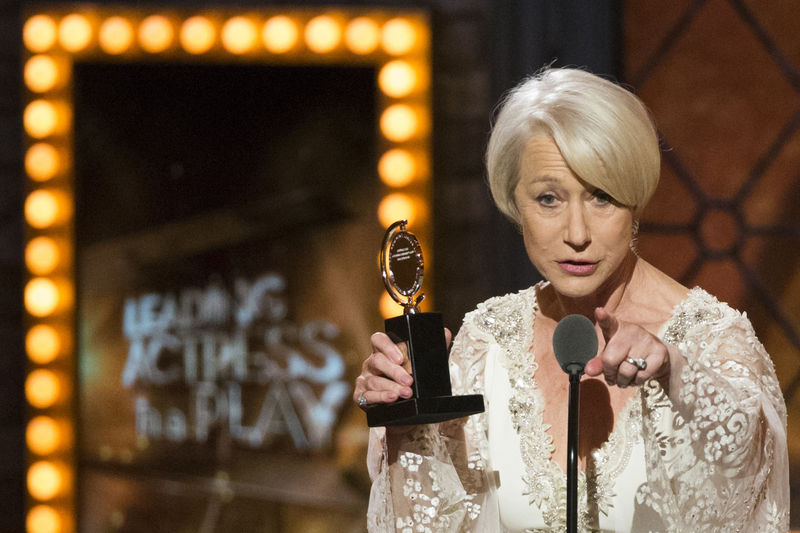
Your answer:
[475,283,642,531]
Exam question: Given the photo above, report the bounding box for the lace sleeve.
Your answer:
[365,318,500,533]
[637,289,789,532]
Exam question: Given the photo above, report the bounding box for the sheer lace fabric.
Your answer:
[366,285,789,532]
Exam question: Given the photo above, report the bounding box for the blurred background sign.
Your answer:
[20,6,432,532]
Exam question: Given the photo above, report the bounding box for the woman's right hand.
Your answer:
[353,332,415,407]
[353,329,453,408]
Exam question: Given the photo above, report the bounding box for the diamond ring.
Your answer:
[626,357,647,371]
[358,393,368,408]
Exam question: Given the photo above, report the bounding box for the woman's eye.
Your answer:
[537,193,557,206]
[593,189,613,205]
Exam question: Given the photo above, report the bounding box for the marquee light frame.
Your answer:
[21,6,432,532]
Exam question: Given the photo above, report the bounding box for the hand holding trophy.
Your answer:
[364,220,484,427]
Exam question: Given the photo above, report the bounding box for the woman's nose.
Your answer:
[564,204,590,248]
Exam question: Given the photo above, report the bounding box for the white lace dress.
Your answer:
[366,284,789,532]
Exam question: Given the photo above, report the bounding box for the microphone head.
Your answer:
[552,314,598,374]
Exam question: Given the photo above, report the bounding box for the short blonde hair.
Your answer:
[486,67,661,223]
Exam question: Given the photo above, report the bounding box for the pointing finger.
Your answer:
[584,356,603,377]
[595,307,619,344]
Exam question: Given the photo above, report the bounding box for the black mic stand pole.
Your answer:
[551,313,597,533]
[566,370,581,533]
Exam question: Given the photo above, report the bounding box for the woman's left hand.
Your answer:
[584,307,671,388]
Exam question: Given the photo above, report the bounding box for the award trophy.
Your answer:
[365,220,484,427]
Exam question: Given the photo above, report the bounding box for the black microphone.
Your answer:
[553,314,598,375]
[552,314,598,533]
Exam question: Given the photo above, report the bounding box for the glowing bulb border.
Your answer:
[21,6,431,530]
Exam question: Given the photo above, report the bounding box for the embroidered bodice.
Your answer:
[477,283,645,531]
[366,285,789,532]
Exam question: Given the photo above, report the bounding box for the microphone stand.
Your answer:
[566,370,581,533]
[551,313,596,533]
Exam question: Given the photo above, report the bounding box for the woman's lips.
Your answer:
[557,260,598,275]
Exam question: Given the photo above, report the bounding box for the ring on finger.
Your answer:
[626,357,647,371]
[358,393,368,408]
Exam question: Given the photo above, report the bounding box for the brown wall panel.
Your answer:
[625,0,800,524]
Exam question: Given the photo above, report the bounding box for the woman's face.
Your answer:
[514,136,634,299]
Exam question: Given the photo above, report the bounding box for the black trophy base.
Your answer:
[365,394,484,427]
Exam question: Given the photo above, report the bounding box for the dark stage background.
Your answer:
[75,61,378,531]
[2,0,799,531]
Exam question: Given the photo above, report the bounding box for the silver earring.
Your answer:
[630,220,640,254]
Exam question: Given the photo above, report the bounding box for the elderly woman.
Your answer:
[354,68,789,532]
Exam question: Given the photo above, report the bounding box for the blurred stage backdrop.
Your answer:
[21,5,433,532]
[6,1,800,532]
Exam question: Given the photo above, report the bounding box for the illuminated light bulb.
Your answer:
[99,16,134,55]
[27,416,62,455]
[380,104,419,142]
[24,100,59,139]
[379,60,418,98]
[58,14,93,53]
[262,16,298,53]
[26,324,63,364]
[24,55,59,93]
[25,369,61,409]
[180,16,216,54]
[26,505,62,533]
[378,149,417,187]
[380,291,398,319]
[25,278,61,317]
[221,16,258,54]
[345,17,380,55]
[305,15,342,53]
[26,236,61,275]
[381,18,417,55]
[378,193,417,228]
[24,190,59,229]
[25,189,69,229]
[27,461,64,500]
[139,15,173,53]
[24,15,58,53]
[25,143,60,182]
